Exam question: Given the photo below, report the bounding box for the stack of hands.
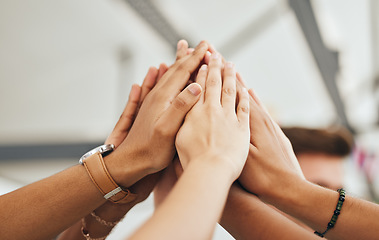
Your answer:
[103,40,304,205]
[3,40,379,240]
[57,40,379,240]
[76,39,311,239]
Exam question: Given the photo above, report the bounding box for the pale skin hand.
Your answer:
[105,41,211,188]
[176,59,250,178]
[129,53,250,240]
[153,66,314,240]
[159,45,379,239]
[58,64,168,240]
[157,43,313,238]
[174,40,250,175]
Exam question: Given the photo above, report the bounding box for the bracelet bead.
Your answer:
[314,188,346,238]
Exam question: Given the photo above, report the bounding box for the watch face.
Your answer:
[79,144,114,165]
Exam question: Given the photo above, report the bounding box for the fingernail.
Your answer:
[200,64,208,71]
[188,83,202,96]
[225,62,234,68]
[177,40,184,50]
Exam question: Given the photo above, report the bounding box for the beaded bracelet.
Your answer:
[314,188,345,238]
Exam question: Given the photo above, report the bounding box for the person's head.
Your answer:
[282,126,354,190]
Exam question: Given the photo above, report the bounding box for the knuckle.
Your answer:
[207,77,219,86]
[119,112,135,122]
[223,87,236,96]
[238,105,249,113]
[172,96,188,111]
[154,121,172,138]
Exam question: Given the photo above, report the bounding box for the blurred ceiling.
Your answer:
[1,0,379,156]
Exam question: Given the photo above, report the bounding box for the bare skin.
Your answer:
[129,52,250,240]
[156,42,379,240]
[238,87,379,240]
[0,41,211,240]
[58,64,168,240]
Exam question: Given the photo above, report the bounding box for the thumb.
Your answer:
[157,83,202,135]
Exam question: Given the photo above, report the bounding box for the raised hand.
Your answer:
[175,54,250,181]
[105,41,209,188]
[58,65,167,240]
[238,80,305,203]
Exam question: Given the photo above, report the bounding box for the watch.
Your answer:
[79,144,137,204]
[79,144,115,165]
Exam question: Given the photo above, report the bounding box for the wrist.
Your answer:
[266,176,311,207]
[267,179,342,232]
[104,149,150,188]
[185,152,237,185]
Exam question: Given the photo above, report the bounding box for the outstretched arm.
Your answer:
[0,41,210,240]
[58,64,168,240]
[129,56,250,240]
[238,84,379,240]
[220,183,318,240]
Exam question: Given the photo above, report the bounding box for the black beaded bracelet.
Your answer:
[314,188,345,238]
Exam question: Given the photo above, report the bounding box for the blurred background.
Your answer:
[1,0,379,239]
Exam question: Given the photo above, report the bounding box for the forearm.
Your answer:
[271,179,379,240]
[58,202,135,240]
[129,159,234,240]
[0,165,106,240]
[220,185,318,240]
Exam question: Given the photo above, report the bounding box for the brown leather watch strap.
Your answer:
[82,152,137,204]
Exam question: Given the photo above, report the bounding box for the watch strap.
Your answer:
[82,152,137,204]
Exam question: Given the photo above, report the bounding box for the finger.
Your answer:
[176,39,189,60]
[248,88,269,114]
[158,41,208,93]
[236,72,248,88]
[157,83,202,135]
[187,48,194,55]
[249,89,293,151]
[105,84,141,147]
[156,63,169,83]
[236,86,249,126]
[205,52,222,105]
[196,64,208,90]
[140,67,159,104]
[222,62,237,110]
[209,44,216,54]
[204,51,211,65]
[247,88,274,144]
[204,50,227,66]
[195,64,208,104]
[247,88,261,135]
[205,45,226,65]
